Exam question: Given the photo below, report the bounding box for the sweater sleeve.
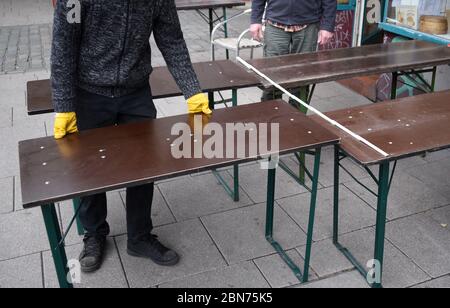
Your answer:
[320,0,337,32]
[50,0,82,113]
[153,0,202,99]
[251,0,268,24]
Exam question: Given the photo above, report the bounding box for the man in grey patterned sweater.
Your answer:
[51,0,212,273]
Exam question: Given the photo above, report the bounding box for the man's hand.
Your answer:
[54,112,78,139]
[187,93,212,115]
[250,24,264,41]
[317,30,334,46]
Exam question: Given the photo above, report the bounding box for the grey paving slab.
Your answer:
[159,261,270,288]
[296,239,355,278]
[158,172,252,221]
[116,219,226,288]
[236,162,308,204]
[423,150,450,163]
[0,176,14,213]
[0,209,49,260]
[406,158,450,199]
[295,270,369,288]
[254,249,317,288]
[339,228,429,288]
[425,205,450,228]
[43,239,128,288]
[201,203,307,264]
[0,105,12,128]
[314,82,355,99]
[386,213,450,278]
[412,275,450,288]
[278,185,376,242]
[0,253,42,288]
[345,171,450,221]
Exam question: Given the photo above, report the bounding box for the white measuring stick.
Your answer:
[236,56,389,157]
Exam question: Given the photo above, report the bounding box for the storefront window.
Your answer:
[386,0,450,39]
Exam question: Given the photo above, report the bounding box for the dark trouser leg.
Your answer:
[261,24,291,102]
[76,88,118,237]
[118,86,157,242]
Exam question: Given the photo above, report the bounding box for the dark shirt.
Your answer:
[251,0,337,33]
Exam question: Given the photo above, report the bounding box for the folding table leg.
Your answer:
[223,7,229,60]
[333,145,340,245]
[72,198,85,236]
[372,162,390,288]
[265,149,322,283]
[297,86,310,184]
[301,148,322,282]
[391,72,398,100]
[212,89,240,202]
[333,146,392,288]
[41,203,73,289]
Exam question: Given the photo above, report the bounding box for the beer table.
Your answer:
[243,40,450,184]
[26,60,260,208]
[176,0,246,59]
[310,90,450,288]
[19,100,339,288]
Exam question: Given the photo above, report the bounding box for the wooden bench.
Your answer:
[19,100,339,288]
[310,90,450,288]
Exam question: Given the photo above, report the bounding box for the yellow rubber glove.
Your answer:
[54,112,78,139]
[187,93,213,115]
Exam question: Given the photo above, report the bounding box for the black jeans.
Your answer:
[76,86,157,242]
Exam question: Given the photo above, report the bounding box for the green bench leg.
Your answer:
[297,86,311,185]
[266,149,322,283]
[41,203,73,289]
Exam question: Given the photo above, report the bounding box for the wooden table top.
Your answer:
[310,91,450,166]
[175,0,245,10]
[246,41,450,89]
[20,100,339,208]
[26,60,260,115]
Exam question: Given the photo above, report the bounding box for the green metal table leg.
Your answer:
[302,148,322,282]
[208,9,214,36]
[391,72,398,100]
[208,92,215,110]
[431,66,437,93]
[265,149,322,283]
[232,89,239,202]
[372,162,390,289]
[41,203,73,289]
[297,86,310,185]
[72,198,84,236]
[333,145,340,245]
[223,7,229,60]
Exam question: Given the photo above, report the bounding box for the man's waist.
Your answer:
[78,79,149,99]
[266,20,309,33]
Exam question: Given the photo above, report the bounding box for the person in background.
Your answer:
[250,0,337,107]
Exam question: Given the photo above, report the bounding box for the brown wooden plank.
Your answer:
[247,41,450,89]
[310,91,450,166]
[26,60,260,115]
[175,0,245,10]
[20,100,339,208]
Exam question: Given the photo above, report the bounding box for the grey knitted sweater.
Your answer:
[51,0,202,113]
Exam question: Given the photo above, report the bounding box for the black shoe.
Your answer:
[79,235,106,273]
[127,234,180,266]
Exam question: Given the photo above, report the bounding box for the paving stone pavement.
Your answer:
[0,3,449,288]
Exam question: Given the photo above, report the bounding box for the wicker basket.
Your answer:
[419,15,448,35]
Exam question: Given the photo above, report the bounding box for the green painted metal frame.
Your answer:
[41,203,73,288]
[391,67,438,99]
[332,145,395,288]
[266,149,322,283]
[210,88,240,202]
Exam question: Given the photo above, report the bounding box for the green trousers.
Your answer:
[261,23,319,107]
